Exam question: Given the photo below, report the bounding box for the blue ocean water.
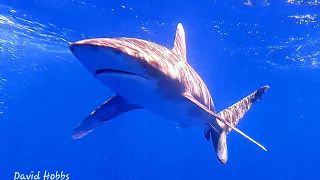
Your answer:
[0,0,319,179]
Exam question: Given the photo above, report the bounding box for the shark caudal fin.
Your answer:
[210,128,228,164]
[217,85,270,134]
[206,85,270,164]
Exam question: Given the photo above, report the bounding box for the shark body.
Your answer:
[69,23,269,164]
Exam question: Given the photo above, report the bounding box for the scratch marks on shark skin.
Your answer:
[72,36,215,111]
[217,85,270,133]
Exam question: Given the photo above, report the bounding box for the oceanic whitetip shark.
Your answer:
[69,23,270,164]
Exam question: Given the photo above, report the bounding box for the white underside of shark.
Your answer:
[69,23,270,164]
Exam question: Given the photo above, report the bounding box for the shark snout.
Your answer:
[69,42,105,56]
[69,41,148,80]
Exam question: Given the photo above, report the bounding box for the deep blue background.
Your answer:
[1,0,319,179]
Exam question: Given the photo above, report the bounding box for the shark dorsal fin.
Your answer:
[172,23,187,61]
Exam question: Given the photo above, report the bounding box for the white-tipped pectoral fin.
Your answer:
[72,94,143,139]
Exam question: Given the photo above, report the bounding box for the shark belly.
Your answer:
[96,72,206,129]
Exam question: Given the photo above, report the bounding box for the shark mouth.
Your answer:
[94,69,149,79]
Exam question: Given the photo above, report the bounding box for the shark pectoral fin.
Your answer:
[72,94,143,139]
[172,23,187,61]
[182,92,267,152]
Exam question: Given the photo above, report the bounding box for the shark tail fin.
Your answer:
[206,85,270,164]
[218,85,270,133]
[210,128,228,164]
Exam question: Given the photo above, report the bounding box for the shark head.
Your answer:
[69,38,151,82]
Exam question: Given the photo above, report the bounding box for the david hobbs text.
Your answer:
[14,171,70,180]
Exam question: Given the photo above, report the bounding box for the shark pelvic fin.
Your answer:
[172,23,187,61]
[72,94,143,139]
[204,127,212,140]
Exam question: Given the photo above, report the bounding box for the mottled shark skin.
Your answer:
[69,23,270,164]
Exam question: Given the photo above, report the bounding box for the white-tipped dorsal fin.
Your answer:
[172,23,187,61]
